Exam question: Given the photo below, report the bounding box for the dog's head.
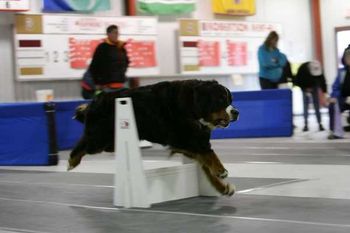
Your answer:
[180,80,239,129]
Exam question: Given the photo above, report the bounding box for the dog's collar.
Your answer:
[199,118,215,130]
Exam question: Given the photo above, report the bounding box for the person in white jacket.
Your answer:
[328,45,350,139]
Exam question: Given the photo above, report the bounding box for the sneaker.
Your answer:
[328,134,343,140]
[302,126,309,132]
[319,124,325,131]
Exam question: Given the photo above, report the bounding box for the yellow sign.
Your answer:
[212,0,256,16]
[15,14,43,34]
[179,19,200,36]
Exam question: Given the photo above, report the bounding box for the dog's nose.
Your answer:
[230,108,239,121]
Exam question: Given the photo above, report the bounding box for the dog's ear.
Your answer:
[176,81,202,119]
[193,81,230,117]
[177,80,221,119]
[190,82,212,119]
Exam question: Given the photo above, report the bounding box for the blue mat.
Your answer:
[0,103,49,165]
[0,100,88,165]
[212,89,293,139]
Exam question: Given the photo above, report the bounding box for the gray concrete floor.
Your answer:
[1,118,350,233]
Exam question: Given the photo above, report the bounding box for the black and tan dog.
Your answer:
[69,80,239,196]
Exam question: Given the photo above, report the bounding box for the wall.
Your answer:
[320,0,350,87]
[0,14,15,101]
[0,0,312,101]
[140,0,313,89]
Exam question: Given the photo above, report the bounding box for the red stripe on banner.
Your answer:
[183,41,198,47]
[19,40,42,47]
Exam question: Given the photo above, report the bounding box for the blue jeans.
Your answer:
[329,97,350,134]
[302,87,322,126]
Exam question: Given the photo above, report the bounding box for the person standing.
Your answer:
[328,45,350,139]
[258,31,287,89]
[89,25,129,93]
[294,61,327,132]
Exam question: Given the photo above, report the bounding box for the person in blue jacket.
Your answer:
[258,31,287,89]
[328,44,350,139]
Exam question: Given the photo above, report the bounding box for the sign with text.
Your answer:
[200,20,280,37]
[42,15,157,35]
[227,41,247,66]
[179,19,282,74]
[0,0,29,11]
[14,14,159,80]
[126,40,157,67]
[68,37,103,69]
[198,40,220,66]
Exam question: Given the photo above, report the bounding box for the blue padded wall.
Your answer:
[211,89,293,139]
[0,89,292,166]
[0,103,49,165]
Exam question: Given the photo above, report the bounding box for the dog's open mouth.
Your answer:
[215,119,230,128]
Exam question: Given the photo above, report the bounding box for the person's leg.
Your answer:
[272,82,279,89]
[259,78,275,89]
[302,91,309,131]
[329,103,335,132]
[329,100,345,139]
[311,87,324,131]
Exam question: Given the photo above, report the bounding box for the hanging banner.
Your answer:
[0,0,29,11]
[137,0,196,15]
[42,0,111,12]
[212,0,255,16]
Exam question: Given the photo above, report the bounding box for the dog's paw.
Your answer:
[224,183,236,196]
[67,157,81,171]
[67,164,75,171]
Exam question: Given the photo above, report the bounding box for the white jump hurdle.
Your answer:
[113,98,219,208]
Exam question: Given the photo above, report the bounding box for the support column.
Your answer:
[310,0,323,64]
[124,0,140,88]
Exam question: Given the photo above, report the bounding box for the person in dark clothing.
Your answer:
[295,61,327,131]
[328,45,350,139]
[89,25,129,92]
[80,70,95,99]
[279,59,294,85]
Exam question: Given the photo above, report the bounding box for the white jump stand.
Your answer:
[113,98,219,208]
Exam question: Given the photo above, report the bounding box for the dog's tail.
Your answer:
[73,103,88,123]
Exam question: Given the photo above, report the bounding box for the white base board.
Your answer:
[113,98,219,208]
